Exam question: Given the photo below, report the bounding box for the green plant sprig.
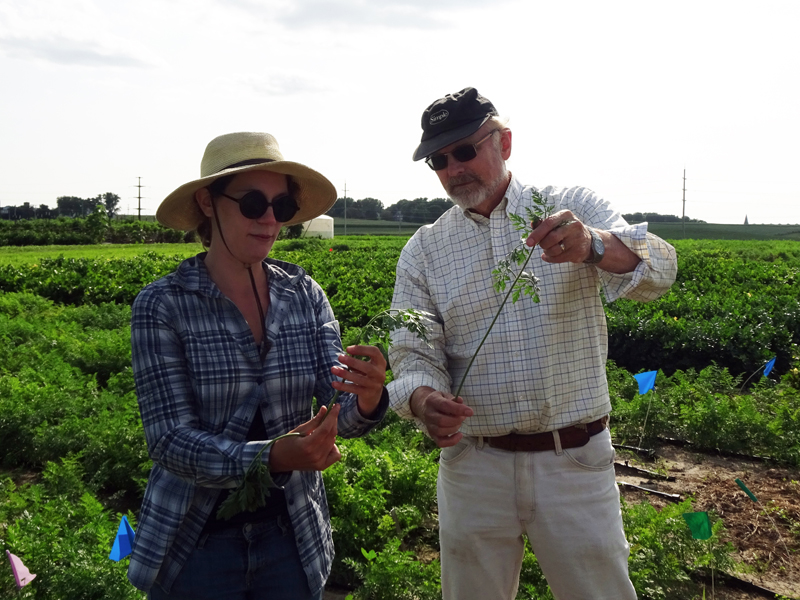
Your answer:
[453,191,553,400]
[217,308,433,520]
[325,308,434,410]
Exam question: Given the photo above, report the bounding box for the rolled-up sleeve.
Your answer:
[552,186,678,303]
[387,235,452,425]
[602,225,678,302]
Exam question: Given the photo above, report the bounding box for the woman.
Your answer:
[128,132,388,599]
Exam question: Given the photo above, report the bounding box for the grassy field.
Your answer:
[109,216,800,240]
[2,220,799,267]
[334,218,800,240]
[332,218,426,236]
[645,221,800,240]
[0,242,205,265]
[336,219,800,240]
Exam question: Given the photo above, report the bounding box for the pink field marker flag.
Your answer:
[6,550,36,589]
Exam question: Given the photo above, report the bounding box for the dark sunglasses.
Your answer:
[218,190,299,222]
[425,129,498,171]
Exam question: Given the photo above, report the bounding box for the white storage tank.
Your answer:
[301,215,334,239]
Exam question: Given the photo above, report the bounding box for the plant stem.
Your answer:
[453,245,536,399]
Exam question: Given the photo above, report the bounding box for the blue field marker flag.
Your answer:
[764,357,776,377]
[109,515,136,561]
[633,370,658,395]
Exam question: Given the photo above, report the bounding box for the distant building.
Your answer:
[302,215,334,239]
[744,215,749,225]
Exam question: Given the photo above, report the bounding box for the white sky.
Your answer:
[1,0,798,225]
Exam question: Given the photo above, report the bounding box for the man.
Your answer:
[387,87,677,600]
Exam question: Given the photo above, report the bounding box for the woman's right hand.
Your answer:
[268,404,342,472]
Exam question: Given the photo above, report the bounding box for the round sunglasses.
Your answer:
[425,129,499,171]
[218,190,300,223]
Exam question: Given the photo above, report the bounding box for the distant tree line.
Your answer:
[1,193,121,220]
[325,200,706,227]
[326,197,454,223]
[623,212,706,224]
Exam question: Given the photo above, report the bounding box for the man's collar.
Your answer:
[503,176,526,216]
[459,172,516,221]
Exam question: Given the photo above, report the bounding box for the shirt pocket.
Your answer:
[183,329,246,413]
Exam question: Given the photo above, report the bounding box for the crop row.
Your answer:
[0,238,798,379]
[7,287,791,598]
[2,236,799,597]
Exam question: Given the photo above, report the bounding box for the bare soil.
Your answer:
[616,441,800,599]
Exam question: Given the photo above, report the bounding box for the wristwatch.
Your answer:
[584,228,605,264]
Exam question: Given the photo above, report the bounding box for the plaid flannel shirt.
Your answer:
[128,254,387,595]
[388,177,677,436]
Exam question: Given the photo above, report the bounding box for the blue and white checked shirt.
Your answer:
[388,177,677,436]
[128,254,387,594]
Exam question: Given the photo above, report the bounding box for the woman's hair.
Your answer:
[194,175,235,247]
[193,172,299,248]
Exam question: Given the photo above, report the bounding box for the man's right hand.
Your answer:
[410,386,473,448]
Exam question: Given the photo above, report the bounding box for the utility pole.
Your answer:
[136,177,143,221]
[343,181,347,236]
[681,169,686,239]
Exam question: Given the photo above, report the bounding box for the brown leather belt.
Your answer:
[486,417,608,452]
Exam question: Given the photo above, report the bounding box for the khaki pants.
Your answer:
[437,429,637,600]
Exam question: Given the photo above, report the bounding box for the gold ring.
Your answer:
[559,242,566,252]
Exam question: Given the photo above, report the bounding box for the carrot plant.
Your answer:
[453,189,553,399]
[217,308,433,520]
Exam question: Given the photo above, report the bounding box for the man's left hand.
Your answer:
[524,210,591,263]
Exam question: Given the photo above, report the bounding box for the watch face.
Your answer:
[585,229,604,264]
[593,234,604,255]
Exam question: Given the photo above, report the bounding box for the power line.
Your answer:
[136,177,143,221]
[343,181,347,236]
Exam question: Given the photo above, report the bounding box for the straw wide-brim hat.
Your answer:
[156,132,338,230]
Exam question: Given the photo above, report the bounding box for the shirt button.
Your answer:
[297,536,303,543]
[256,377,263,385]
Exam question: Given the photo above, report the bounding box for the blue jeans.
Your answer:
[149,515,322,600]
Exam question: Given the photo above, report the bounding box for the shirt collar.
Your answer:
[171,253,307,297]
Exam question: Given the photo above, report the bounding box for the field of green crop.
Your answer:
[1,236,798,599]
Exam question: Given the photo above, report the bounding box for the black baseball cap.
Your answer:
[412,87,499,161]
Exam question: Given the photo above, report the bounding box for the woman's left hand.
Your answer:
[331,345,387,418]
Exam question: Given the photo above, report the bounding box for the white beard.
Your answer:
[446,164,509,210]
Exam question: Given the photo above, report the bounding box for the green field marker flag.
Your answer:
[734,478,758,502]
[109,515,136,561]
[764,357,776,377]
[682,511,712,540]
[633,370,657,395]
